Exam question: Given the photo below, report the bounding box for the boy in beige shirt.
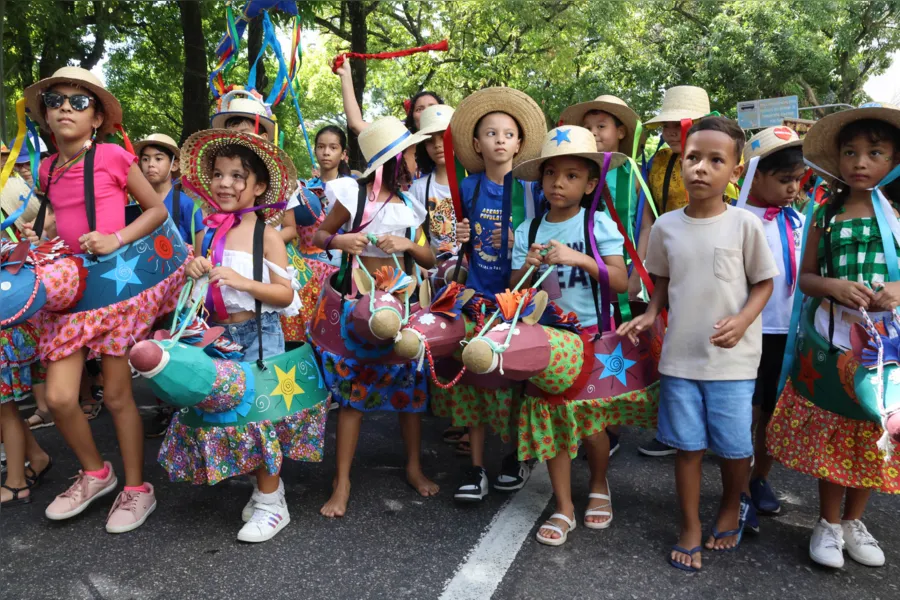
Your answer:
[618,117,778,572]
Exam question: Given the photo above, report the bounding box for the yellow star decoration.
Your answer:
[270,365,302,411]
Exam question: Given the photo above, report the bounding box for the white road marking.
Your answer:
[438,463,552,600]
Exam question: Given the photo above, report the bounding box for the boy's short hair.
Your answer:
[474,111,523,139]
[757,146,804,175]
[686,116,745,161]
[141,144,175,161]
[583,109,623,129]
[223,116,258,130]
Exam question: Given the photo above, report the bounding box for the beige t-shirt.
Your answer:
[645,206,779,380]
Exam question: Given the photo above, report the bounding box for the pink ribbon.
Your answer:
[763,205,801,293]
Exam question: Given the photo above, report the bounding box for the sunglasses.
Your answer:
[42,91,96,111]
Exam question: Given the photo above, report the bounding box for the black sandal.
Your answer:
[25,457,53,489]
[1,484,32,506]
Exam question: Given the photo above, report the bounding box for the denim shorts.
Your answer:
[214,312,285,362]
[657,375,754,459]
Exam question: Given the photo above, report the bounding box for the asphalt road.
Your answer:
[2,380,899,600]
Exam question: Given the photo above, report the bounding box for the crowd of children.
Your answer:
[1,59,898,574]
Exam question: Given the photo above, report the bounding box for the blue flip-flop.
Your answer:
[709,493,751,552]
[669,545,702,572]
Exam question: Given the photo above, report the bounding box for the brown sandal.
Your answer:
[27,409,54,430]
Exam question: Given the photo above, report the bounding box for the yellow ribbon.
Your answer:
[0,98,27,194]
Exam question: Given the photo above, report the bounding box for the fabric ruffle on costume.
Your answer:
[159,403,327,485]
[0,323,44,403]
[767,379,900,494]
[282,258,336,342]
[430,383,518,441]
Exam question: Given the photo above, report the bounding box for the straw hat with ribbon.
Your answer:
[416,105,455,136]
[803,102,900,183]
[180,128,297,225]
[736,126,805,211]
[512,126,627,181]
[448,87,547,174]
[644,86,710,128]
[24,66,123,137]
[134,133,181,159]
[558,95,639,155]
[0,175,40,230]
[210,93,277,140]
[358,116,428,177]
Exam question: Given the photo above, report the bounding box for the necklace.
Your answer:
[50,139,93,185]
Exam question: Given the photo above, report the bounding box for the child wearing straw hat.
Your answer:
[135,133,204,246]
[311,116,438,518]
[766,103,900,569]
[618,116,778,571]
[509,126,629,545]
[733,126,806,522]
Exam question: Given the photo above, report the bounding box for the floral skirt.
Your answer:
[429,380,519,441]
[1,323,46,403]
[282,260,337,342]
[158,402,327,485]
[767,379,900,493]
[316,344,428,413]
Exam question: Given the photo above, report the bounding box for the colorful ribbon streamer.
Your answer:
[764,205,802,293]
[331,39,449,74]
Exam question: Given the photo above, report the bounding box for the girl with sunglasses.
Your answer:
[21,67,188,533]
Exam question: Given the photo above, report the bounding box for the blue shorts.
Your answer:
[657,375,754,459]
[215,312,285,362]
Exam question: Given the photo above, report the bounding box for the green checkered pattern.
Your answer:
[816,213,899,286]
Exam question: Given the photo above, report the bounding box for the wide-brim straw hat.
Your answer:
[558,95,639,155]
[417,105,455,136]
[803,102,900,182]
[180,129,297,224]
[24,66,123,137]
[512,126,628,181]
[644,86,710,128]
[358,116,428,177]
[210,97,277,140]
[449,87,547,174]
[1,175,41,230]
[134,133,181,159]
[743,126,803,163]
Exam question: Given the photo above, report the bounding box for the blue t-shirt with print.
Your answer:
[512,207,623,328]
[165,182,204,245]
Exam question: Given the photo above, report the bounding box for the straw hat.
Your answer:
[180,129,297,224]
[558,95,639,155]
[743,126,802,163]
[210,97,277,140]
[644,86,710,128]
[1,175,41,230]
[24,66,123,137]
[417,105,455,136]
[134,133,180,159]
[448,87,547,174]
[358,116,428,177]
[803,102,900,182]
[512,126,628,181]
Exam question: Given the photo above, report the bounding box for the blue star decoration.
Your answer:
[551,128,572,147]
[751,139,761,150]
[101,254,142,295]
[595,342,636,386]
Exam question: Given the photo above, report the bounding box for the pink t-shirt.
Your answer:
[39,143,136,249]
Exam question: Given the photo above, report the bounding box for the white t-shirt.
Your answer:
[410,174,458,256]
[742,204,805,334]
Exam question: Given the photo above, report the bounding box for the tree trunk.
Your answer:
[248,16,268,95]
[0,0,7,140]
[347,1,369,170]
[178,0,209,143]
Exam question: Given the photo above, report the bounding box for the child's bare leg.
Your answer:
[819,479,845,523]
[45,351,104,471]
[672,450,704,569]
[100,354,144,487]
[0,402,30,502]
[399,412,438,497]
[468,424,486,467]
[584,430,612,526]
[23,426,50,474]
[321,407,363,518]
[255,469,281,494]
[539,452,574,540]
[751,407,775,481]
[707,457,750,550]
[842,486,871,521]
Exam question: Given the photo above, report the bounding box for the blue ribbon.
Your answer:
[366,130,411,169]
[0,188,33,230]
[775,207,802,289]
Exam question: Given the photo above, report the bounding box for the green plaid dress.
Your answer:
[817,209,900,286]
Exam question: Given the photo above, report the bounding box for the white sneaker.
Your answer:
[237,492,290,543]
[241,475,259,523]
[810,518,844,568]
[841,520,885,567]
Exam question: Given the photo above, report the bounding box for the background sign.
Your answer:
[737,95,800,129]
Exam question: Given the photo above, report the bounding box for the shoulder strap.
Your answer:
[527,215,541,248]
[336,183,369,296]
[200,227,215,258]
[423,174,432,243]
[83,145,97,232]
[821,201,841,348]
[252,218,267,370]
[171,181,181,230]
[32,157,60,240]
[661,152,678,214]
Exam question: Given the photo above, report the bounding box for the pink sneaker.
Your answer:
[45,462,118,521]
[105,484,157,534]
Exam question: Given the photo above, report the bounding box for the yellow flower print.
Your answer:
[862,430,873,439]
[790,419,800,428]
[825,444,835,455]
[802,436,810,445]
[844,438,855,448]
[862,477,873,487]
[888,467,898,478]
[790,458,799,467]
[818,466,830,477]
[773,423,781,433]
[772,408,781,417]
[865,450,877,462]
[841,459,853,470]
[874,476,883,487]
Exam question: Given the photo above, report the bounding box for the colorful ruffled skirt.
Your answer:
[1,322,46,403]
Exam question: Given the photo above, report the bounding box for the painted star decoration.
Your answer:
[797,349,822,396]
[101,254,142,295]
[595,342,636,386]
[551,128,572,147]
[751,139,762,150]
[271,365,303,411]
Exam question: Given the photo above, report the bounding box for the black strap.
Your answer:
[336,184,369,297]
[33,147,98,240]
[32,157,59,240]
[423,174,433,243]
[252,218,267,370]
[171,181,181,231]
[660,152,678,214]
[527,215,541,247]
[452,179,480,284]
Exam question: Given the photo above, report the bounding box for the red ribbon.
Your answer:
[114,124,136,156]
[443,125,464,221]
[331,39,449,73]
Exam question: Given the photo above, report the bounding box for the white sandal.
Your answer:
[584,486,613,530]
[535,513,576,546]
